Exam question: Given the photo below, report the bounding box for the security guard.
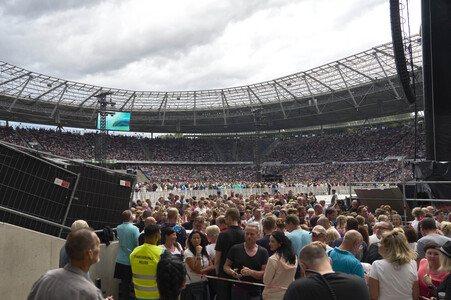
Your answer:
[130,223,164,300]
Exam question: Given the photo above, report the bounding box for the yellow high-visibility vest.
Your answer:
[130,244,163,300]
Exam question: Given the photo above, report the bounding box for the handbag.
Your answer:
[180,281,206,300]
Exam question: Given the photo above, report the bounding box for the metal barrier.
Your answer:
[132,185,372,204]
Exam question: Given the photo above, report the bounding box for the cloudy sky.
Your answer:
[0,0,421,92]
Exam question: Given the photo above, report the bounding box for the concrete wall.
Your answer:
[0,223,120,299]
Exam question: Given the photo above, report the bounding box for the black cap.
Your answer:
[439,241,451,258]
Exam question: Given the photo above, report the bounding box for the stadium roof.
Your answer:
[0,36,423,134]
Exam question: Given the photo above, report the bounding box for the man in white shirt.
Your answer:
[369,222,392,245]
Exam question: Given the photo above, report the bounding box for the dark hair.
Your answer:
[403,226,418,243]
[357,206,367,215]
[66,228,95,261]
[225,208,240,222]
[160,226,176,244]
[346,218,359,231]
[157,251,186,300]
[142,210,152,219]
[325,208,337,217]
[122,210,132,222]
[299,216,306,225]
[187,230,208,257]
[310,216,319,227]
[420,217,437,231]
[262,216,276,231]
[144,223,161,238]
[276,218,286,228]
[435,210,444,216]
[286,215,300,226]
[271,231,297,265]
[358,225,370,246]
[190,211,199,220]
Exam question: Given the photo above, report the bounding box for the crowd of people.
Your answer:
[265,124,425,164]
[0,123,423,188]
[28,190,451,300]
[133,161,413,193]
[1,122,424,163]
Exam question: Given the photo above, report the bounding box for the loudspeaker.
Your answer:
[390,0,416,104]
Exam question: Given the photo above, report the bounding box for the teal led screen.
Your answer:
[97,112,130,131]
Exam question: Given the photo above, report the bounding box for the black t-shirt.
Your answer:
[215,225,245,275]
[283,272,370,300]
[366,242,383,264]
[227,243,268,294]
[182,221,193,230]
[256,235,275,256]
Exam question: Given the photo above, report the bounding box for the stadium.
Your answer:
[1,1,451,299]
[0,36,426,206]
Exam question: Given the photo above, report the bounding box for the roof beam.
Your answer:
[76,87,103,107]
[193,92,196,126]
[304,76,321,114]
[159,93,168,126]
[274,81,297,99]
[374,48,421,70]
[120,92,136,111]
[336,61,375,82]
[304,73,334,93]
[0,72,32,87]
[33,81,67,104]
[336,65,358,107]
[8,75,33,112]
[89,102,98,121]
[247,86,264,106]
[357,84,375,107]
[50,84,68,118]
[221,90,228,126]
[373,52,400,99]
[247,88,255,109]
[273,84,287,119]
[130,93,136,113]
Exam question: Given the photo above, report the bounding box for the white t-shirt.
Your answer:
[184,249,209,284]
[410,220,420,232]
[206,243,216,262]
[195,207,207,215]
[369,234,380,245]
[158,242,183,255]
[369,259,418,300]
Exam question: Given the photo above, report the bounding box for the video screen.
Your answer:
[97,112,130,131]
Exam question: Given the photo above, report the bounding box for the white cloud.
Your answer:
[0,0,422,91]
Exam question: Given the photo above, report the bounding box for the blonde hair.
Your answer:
[378,215,389,223]
[439,252,451,272]
[380,228,417,265]
[440,221,451,237]
[71,220,89,232]
[412,207,424,219]
[206,225,220,237]
[325,230,340,246]
[336,215,347,230]
[246,222,260,233]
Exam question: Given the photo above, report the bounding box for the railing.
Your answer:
[132,185,375,204]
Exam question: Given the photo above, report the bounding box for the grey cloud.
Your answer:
[1,0,276,81]
[0,0,104,18]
